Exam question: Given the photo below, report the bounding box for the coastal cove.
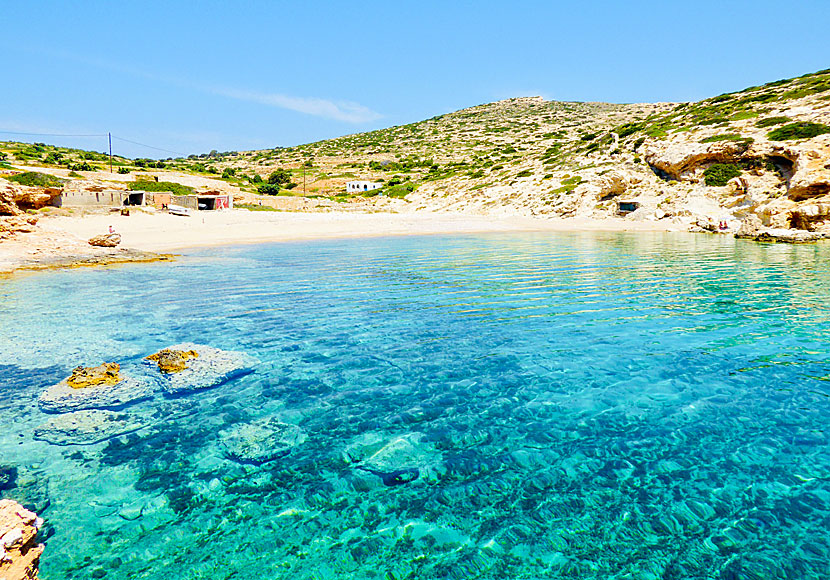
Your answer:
[2,231,829,579]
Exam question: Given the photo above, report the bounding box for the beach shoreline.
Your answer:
[42,208,686,251]
[0,208,687,274]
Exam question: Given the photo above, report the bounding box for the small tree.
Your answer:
[267,168,291,185]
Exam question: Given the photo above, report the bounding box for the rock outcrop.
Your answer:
[38,370,156,413]
[145,348,199,373]
[65,363,122,388]
[0,499,43,580]
[0,217,38,241]
[87,233,121,247]
[145,343,256,393]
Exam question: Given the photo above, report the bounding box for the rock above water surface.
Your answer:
[33,410,145,446]
[0,499,43,580]
[145,343,256,394]
[145,348,200,373]
[219,416,307,464]
[65,363,122,388]
[38,372,156,413]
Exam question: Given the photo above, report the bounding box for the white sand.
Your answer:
[39,209,682,252]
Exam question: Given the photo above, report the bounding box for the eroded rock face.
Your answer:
[0,217,38,241]
[88,233,121,247]
[145,348,199,373]
[12,188,59,211]
[0,499,43,580]
[66,363,122,389]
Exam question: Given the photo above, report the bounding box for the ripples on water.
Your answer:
[2,232,830,579]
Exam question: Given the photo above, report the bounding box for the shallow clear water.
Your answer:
[2,231,830,579]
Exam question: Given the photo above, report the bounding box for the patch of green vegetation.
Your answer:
[235,203,280,211]
[516,169,532,178]
[767,122,830,141]
[128,180,194,195]
[68,171,83,178]
[703,163,742,186]
[729,110,759,121]
[755,116,791,128]
[257,183,283,195]
[6,171,65,187]
[384,182,417,198]
[700,133,748,143]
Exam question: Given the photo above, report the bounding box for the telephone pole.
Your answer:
[108,132,113,173]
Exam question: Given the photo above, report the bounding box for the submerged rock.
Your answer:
[65,363,122,389]
[38,371,156,413]
[145,343,256,394]
[33,410,145,446]
[219,416,307,464]
[0,499,43,580]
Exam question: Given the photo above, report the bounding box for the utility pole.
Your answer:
[108,132,113,173]
[303,165,306,195]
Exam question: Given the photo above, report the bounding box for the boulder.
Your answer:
[65,363,122,389]
[88,233,121,247]
[0,184,23,216]
[34,410,145,446]
[38,371,157,413]
[735,215,763,238]
[219,417,307,464]
[0,499,43,580]
[145,348,199,373]
[787,201,830,230]
[144,343,257,394]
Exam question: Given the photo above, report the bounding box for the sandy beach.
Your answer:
[39,208,683,252]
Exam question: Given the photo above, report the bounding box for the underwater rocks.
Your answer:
[0,499,43,580]
[145,343,256,394]
[66,363,122,388]
[33,410,145,446]
[219,416,307,464]
[145,348,199,374]
[343,432,440,486]
[38,371,156,413]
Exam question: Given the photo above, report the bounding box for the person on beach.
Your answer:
[108,225,115,234]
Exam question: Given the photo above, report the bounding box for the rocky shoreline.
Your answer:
[0,500,43,580]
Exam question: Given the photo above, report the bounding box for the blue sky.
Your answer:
[2,0,830,158]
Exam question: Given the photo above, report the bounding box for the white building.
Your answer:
[346,181,382,194]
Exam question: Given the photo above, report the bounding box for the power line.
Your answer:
[111,135,185,157]
[0,128,188,157]
[0,129,107,138]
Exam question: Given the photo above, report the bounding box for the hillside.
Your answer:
[4,68,830,231]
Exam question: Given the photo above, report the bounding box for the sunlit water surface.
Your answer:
[1,232,830,579]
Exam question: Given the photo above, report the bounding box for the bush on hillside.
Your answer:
[7,171,65,187]
[703,163,742,186]
[257,183,282,195]
[128,180,194,195]
[267,168,291,185]
[755,116,791,128]
[767,122,830,141]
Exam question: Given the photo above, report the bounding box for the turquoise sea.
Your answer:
[1,231,829,579]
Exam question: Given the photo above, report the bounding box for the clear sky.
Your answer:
[2,0,830,158]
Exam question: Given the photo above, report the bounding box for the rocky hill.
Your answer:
[4,68,830,231]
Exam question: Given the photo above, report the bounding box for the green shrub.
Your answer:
[267,168,291,185]
[69,162,96,171]
[767,122,830,141]
[221,168,236,178]
[7,171,65,187]
[68,171,82,178]
[128,180,194,195]
[117,167,131,174]
[516,169,532,178]
[755,116,791,128]
[700,133,746,143]
[257,183,282,195]
[703,163,742,186]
